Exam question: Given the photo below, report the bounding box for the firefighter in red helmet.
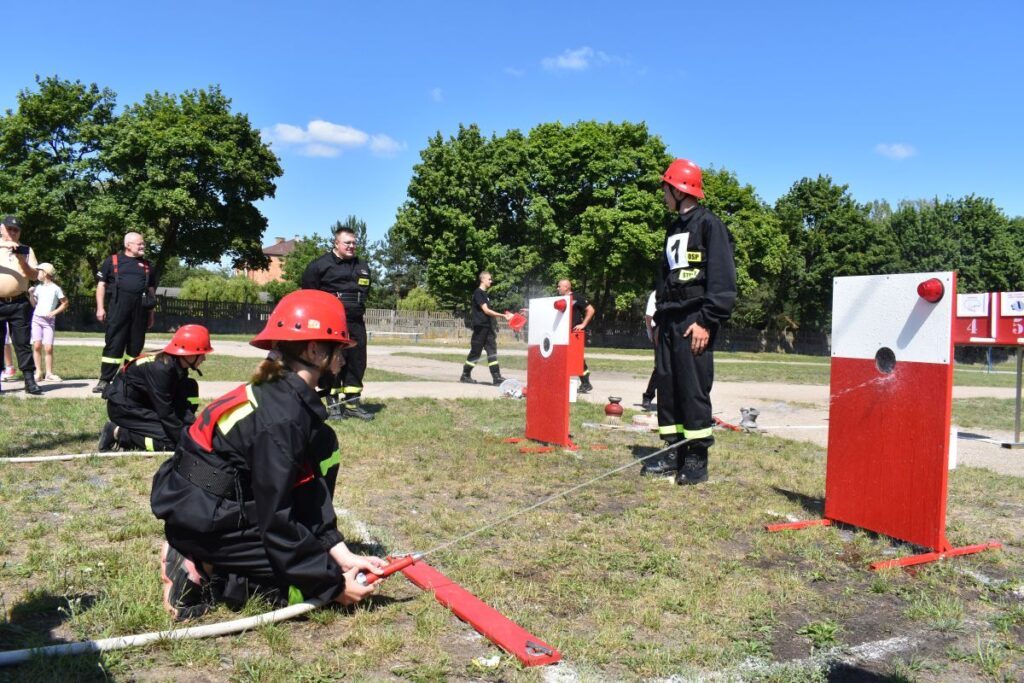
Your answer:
[97,324,213,453]
[150,290,385,620]
[643,159,737,485]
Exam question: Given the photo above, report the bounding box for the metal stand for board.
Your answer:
[1001,347,1024,449]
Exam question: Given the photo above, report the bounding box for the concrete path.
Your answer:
[4,337,1021,477]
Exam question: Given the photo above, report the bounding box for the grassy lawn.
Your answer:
[0,397,1021,681]
[953,398,1022,433]
[11,346,420,384]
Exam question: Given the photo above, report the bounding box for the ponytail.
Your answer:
[250,341,308,385]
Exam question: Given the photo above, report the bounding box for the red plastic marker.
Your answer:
[356,553,423,586]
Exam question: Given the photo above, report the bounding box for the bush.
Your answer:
[396,287,439,312]
[180,274,262,303]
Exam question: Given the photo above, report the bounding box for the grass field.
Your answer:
[0,394,1021,681]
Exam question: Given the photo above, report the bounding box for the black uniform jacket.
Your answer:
[97,251,156,295]
[301,253,371,319]
[108,354,193,445]
[151,372,346,604]
[655,205,737,331]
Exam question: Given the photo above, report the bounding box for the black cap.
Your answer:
[0,215,19,229]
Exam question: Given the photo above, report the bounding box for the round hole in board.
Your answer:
[875,347,896,374]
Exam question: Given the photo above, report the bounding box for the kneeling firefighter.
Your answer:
[150,290,385,620]
[98,324,213,453]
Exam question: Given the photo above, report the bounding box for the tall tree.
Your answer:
[773,176,900,330]
[891,196,1024,293]
[392,121,671,319]
[701,168,788,328]
[102,86,283,280]
[0,76,122,289]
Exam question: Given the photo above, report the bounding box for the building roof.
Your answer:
[263,237,301,257]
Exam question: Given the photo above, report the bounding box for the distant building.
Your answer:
[242,236,300,285]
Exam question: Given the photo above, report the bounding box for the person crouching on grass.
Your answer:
[29,263,69,382]
[150,290,385,620]
[98,324,213,453]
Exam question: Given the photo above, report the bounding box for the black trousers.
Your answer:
[0,296,36,376]
[331,317,367,401]
[655,309,715,449]
[464,324,499,376]
[100,294,148,381]
[167,524,293,609]
[108,378,198,450]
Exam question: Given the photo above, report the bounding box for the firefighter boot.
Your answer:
[641,438,679,477]
[325,395,345,421]
[344,398,375,421]
[675,446,709,486]
[490,365,507,386]
[578,375,593,394]
[23,374,43,395]
[460,365,475,383]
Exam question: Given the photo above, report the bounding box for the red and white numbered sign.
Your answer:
[953,291,1024,346]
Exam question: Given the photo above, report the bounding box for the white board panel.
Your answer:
[528,295,571,347]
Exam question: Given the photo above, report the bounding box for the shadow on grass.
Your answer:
[771,486,825,517]
[0,430,99,459]
[0,591,97,651]
[827,661,891,682]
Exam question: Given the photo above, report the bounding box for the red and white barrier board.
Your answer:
[525,295,584,448]
[769,272,1001,568]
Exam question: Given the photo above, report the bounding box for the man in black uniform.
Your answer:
[556,278,596,393]
[461,271,512,385]
[94,232,157,394]
[301,226,374,420]
[646,159,736,485]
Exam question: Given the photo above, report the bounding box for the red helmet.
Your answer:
[662,158,704,199]
[251,289,355,351]
[164,324,214,356]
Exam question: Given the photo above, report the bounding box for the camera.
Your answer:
[14,245,29,255]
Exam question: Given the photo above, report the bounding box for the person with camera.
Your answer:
[94,232,157,394]
[0,215,43,395]
[98,324,213,453]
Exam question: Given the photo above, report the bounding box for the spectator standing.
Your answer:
[0,215,43,394]
[301,226,374,421]
[29,262,69,381]
[94,232,157,394]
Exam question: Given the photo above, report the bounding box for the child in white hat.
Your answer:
[29,263,69,381]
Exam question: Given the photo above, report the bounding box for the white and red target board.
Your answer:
[768,272,1000,569]
[525,295,584,448]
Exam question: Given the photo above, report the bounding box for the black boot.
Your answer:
[343,400,375,421]
[675,447,709,486]
[490,366,506,386]
[23,374,43,395]
[460,370,475,384]
[640,450,678,476]
[92,379,108,395]
[325,396,345,421]
[578,377,593,394]
[98,422,119,452]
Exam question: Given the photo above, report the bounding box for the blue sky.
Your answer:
[3,1,1022,249]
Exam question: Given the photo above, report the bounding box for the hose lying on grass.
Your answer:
[0,601,323,666]
[0,451,172,463]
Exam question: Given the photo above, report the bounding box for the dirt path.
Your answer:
[10,337,1022,477]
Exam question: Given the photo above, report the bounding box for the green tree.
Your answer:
[281,235,330,288]
[369,224,425,309]
[397,287,439,311]
[102,86,283,280]
[891,196,1024,293]
[0,76,123,290]
[774,176,899,330]
[180,273,261,303]
[701,168,788,328]
[392,121,671,321]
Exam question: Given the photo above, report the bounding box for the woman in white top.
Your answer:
[29,263,69,381]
